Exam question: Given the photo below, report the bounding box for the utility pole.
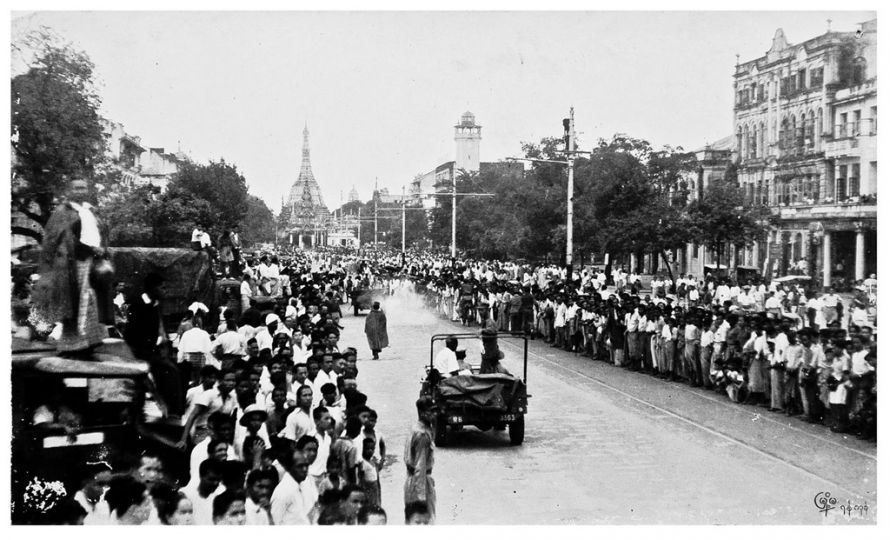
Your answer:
[507,107,587,282]
[451,172,457,259]
[374,177,379,249]
[565,107,576,281]
[357,206,362,249]
[401,185,406,254]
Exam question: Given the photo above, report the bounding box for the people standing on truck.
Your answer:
[230,225,243,277]
[218,229,235,278]
[32,176,110,356]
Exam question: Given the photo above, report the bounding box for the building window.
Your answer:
[838,112,848,138]
[850,164,860,197]
[798,69,806,90]
[870,106,877,135]
[837,165,848,201]
[810,67,824,87]
[852,110,862,136]
[852,57,867,85]
[805,111,815,148]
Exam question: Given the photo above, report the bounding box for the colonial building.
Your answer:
[283,124,331,247]
[100,119,188,193]
[732,19,877,286]
[410,111,522,209]
[667,20,878,284]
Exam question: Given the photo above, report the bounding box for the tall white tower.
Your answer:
[454,111,481,173]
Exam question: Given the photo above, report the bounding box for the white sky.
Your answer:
[10,10,876,211]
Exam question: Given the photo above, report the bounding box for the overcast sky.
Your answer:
[11,10,875,211]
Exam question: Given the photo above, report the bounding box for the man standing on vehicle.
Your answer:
[404,397,436,523]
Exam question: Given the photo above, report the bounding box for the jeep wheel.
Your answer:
[508,416,525,445]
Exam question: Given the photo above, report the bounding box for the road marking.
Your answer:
[493,337,872,501]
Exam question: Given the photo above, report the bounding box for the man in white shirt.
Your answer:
[270,449,318,525]
[186,412,237,482]
[280,385,316,441]
[244,469,276,525]
[214,320,246,360]
[180,459,225,525]
[179,371,238,450]
[255,314,279,353]
[309,407,334,488]
[433,337,461,377]
[177,323,216,370]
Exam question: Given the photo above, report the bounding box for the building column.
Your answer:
[686,243,694,278]
[822,231,832,288]
[630,253,638,274]
[855,228,866,281]
[753,242,760,272]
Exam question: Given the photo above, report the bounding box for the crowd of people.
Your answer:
[15,222,877,524]
[385,252,877,442]
[20,245,439,526]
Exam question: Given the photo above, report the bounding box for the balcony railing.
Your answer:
[834,119,876,139]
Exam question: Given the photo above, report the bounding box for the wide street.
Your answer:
[338,291,876,525]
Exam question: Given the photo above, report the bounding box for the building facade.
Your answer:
[101,119,187,192]
[732,20,877,286]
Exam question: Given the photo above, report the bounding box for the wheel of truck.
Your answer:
[509,416,525,445]
[434,420,448,447]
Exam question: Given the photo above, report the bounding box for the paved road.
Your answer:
[338,292,876,525]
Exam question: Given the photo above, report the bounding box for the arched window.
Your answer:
[750,124,758,158]
[779,117,788,151]
[743,124,750,159]
[798,113,806,149]
[816,108,824,150]
[806,110,815,148]
[759,122,765,158]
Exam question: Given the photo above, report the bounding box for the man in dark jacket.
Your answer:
[125,273,183,415]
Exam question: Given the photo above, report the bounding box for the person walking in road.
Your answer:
[364,302,389,360]
[404,397,436,523]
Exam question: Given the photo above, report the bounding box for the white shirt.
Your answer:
[270,472,318,525]
[177,327,214,364]
[433,347,460,376]
[179,482,224,526]
[214,330,245,356]
[310,431,332,479]
[188,437,236,483]
[280,408,315,441]
[70,202,101,248]
[245,497,273,526]
[255,327,274,352]
[240,281,252,297]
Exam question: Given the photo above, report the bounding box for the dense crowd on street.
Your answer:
[18,234,438,525]
[14,223,877,524]
[331,247,877,442]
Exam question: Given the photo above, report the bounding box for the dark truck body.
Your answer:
[10,338,185,524]
[110,247,219,331]
[422,333,529,446]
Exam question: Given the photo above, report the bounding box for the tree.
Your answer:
[166,159,250,240]
[11,29,106,242]
[241,195,276,246]
[687,175,773,270]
